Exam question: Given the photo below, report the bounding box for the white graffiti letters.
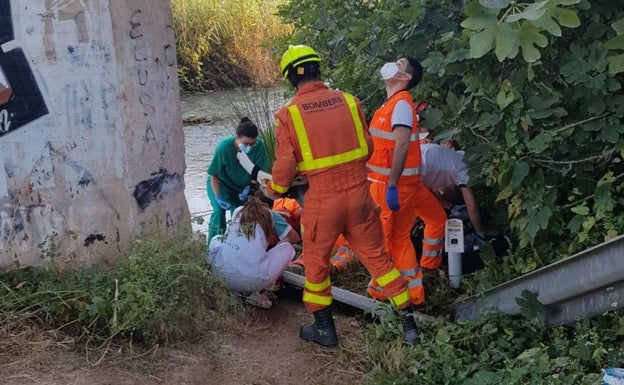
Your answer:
[0,109,10,133]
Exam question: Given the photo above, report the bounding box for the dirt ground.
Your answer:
[0,286,371,385]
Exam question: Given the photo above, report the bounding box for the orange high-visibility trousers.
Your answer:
[293,233,356,271]
[301,167,410,313]
[368,180,446,305]
[275,198,356,271]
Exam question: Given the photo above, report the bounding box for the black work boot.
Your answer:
[299,308,338,347]
[401,307,421,346]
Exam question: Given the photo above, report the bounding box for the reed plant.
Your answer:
[172,0,292,91]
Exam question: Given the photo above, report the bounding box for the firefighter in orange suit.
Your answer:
[366,57,447,306]
[265,45,420,347]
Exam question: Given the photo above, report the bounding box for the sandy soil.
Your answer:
[0,287,369,385]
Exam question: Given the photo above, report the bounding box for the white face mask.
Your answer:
[380,62,399,80]
[379,62,410,80]
[239,143,252,154]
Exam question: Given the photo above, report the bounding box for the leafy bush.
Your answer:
[112,236,222,344]
[274,1,624,383]
[276,0,624,285]
[362,310,624,384]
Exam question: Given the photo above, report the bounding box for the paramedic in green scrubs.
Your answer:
[206,117,270,239]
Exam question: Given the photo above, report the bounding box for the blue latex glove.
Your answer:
[386,185,400,212]
[238,185,250,202]
[215,194,231,210]
[476,231,487,243]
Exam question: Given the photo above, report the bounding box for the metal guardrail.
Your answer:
[453,234,624,327]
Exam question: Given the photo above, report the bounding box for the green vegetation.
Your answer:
[4,1,622,382]
[335,262,624,383]
[277,0,624,285]
[360,310,624,384]
[172,0,291,91]
[0,233,237,348]
[171,0,288,161]
[273,0,624,382]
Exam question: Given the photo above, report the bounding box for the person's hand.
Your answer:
[262,184,281,201]
[238,186,250,202]
[386,185,400,211]
[215,194,231,210]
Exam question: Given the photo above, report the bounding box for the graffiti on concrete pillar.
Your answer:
[0,1,49,137]
[133,168,182,211]
[42,0,90,62]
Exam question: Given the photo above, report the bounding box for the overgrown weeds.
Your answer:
[172,0,291,91]
[0,232,240,358]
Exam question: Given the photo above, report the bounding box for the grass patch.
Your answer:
[0,231,241,355]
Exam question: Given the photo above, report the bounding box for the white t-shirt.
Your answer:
[420,143,470,190]
[391,99,414,129]
[207,206,295,292]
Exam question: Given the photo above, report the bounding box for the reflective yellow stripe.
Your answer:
[288,93,368,172]
[389,290,410,308]
[289,103,312,161]
[376,268,401,287]
[269,180,289,194]
[303,292,333,306]
[304,277,331,292]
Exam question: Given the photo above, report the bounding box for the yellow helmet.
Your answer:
[280,45,321,79]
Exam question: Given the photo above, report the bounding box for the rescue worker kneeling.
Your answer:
[266,44,420,347]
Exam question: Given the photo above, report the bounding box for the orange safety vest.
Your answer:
[366,90,422,185]
[269,84,369,194]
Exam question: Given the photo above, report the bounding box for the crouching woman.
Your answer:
[207,190,300,308]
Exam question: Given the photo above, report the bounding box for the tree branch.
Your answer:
[553,113,612,134]
[561,171,624,210]
[533,149,615,166]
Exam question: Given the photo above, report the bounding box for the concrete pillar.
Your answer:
[0,0,190,268]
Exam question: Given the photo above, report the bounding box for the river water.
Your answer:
[181,87,286,233]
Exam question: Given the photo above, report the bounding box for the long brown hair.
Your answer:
[236,189,273,240]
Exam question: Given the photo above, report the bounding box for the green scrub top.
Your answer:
[207,136,270,202]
